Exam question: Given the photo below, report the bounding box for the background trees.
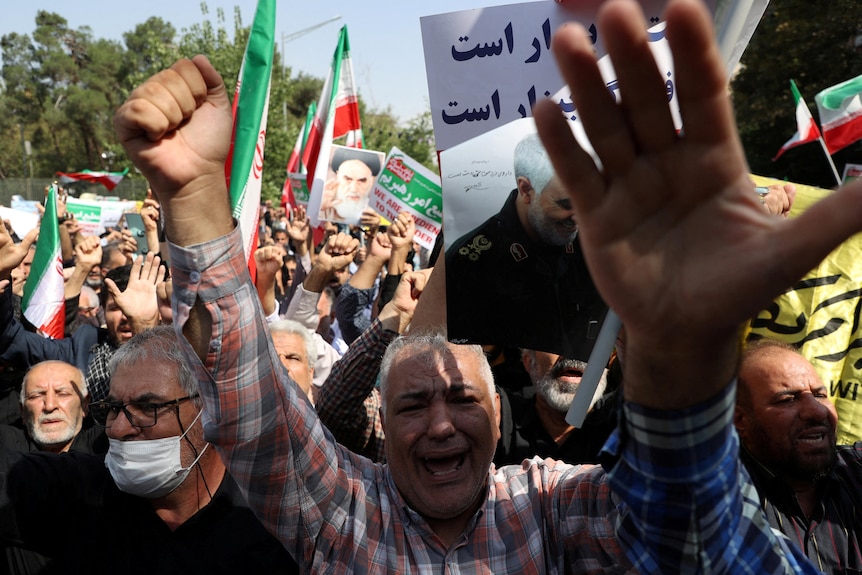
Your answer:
[0,5,435,202]
[4,2,859,199]
[731,0,862,188]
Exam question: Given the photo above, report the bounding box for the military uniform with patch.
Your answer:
[445,189,607,359]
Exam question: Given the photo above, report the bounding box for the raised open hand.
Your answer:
[104,252,165,334]
[534,0,862,405]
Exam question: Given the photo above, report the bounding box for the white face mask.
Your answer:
[105,409,209,499]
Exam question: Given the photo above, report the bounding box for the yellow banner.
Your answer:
[749,175,862,444]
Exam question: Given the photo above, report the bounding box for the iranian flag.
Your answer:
[56,168,129,191]
[304,26,364,226]
[22,185,64,339]
[281,102,316,210]
[288,102,316,174]
[773,80,821,161]
[225,0,275,277]
[815,74,862,155]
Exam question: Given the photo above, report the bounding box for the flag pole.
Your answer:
[816,136,843,187]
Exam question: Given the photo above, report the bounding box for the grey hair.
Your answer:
[108,326,199,404]
[379,331,495,412]
[80,285,99,309]
[513,133,554,196]
[21,361,87,403]
[269,319,316,371]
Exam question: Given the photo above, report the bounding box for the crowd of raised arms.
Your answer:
[0,0,860,573]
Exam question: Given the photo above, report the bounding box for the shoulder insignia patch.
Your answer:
[458,234,493,261]
[510,243,528,261]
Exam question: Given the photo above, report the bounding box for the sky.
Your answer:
[1,0,512,124]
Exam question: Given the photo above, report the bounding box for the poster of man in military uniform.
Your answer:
[442,120,607,358]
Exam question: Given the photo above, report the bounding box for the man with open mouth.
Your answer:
[735,338,862,573]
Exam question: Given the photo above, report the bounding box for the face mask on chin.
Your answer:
[105,409,209,499]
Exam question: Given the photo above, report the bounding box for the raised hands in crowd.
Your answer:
[64,235,102,301]
[0,0,850,572]
[760,182,796,218]
[313,232,360,285]
[286,205,311,259]
[254,244,288,317]
[104,252,165,334]
[0,224,37,282]
[386,212,416,276]
[141,189,162,256]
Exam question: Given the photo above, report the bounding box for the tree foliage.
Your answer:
[0,3,436,202]
[732,0,862,187]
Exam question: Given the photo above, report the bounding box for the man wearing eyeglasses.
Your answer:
[110,0,862,572]
[0,326,297,574]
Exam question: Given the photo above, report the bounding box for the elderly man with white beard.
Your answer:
[0,360,107,574]
[0,360,105,456]
[318,151,380,224]
[495,349,618,466]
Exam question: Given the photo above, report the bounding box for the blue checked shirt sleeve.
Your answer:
[604,382,821,575]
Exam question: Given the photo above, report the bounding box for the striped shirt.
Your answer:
[744,444,862,573]
[170,227,819,574]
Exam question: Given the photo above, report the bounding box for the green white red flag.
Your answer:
[22,184,64,339]
[815,74,862,155]
[773,80,821,161]
[304,25,364,226]
[289,102,316,174]
[56,168,129,191]
[225,0,275,277]
[282,102,316,209]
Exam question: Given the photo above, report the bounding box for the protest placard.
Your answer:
[420,0,713,151]
[66,198,137,236]
[309,145,386,225]
[369,147,442,250]
[286,173,309,207]
[0,207,39,239]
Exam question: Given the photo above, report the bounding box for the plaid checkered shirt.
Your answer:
[169,226,820,574]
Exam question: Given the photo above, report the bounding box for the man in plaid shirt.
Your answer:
[114,0,854,572]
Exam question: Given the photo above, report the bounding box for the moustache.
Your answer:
[549,358,588,380]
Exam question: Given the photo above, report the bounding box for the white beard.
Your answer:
[334,198,366,223]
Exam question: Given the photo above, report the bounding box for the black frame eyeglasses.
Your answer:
[89,395,199,429]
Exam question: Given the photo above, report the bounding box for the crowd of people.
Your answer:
[0,0,859,572]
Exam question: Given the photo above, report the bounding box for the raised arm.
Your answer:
[64,235,102,301]
[535,0,859,572]
[114,55,358,567]
[254,245,286,318]
[316,268,430,462]
[114,56,233,360]
[0,227,37,281]
[140,193,163,259]
[377,211,416,311]
[535,0,862,410]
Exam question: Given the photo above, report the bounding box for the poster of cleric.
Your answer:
[314,145,386,225]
